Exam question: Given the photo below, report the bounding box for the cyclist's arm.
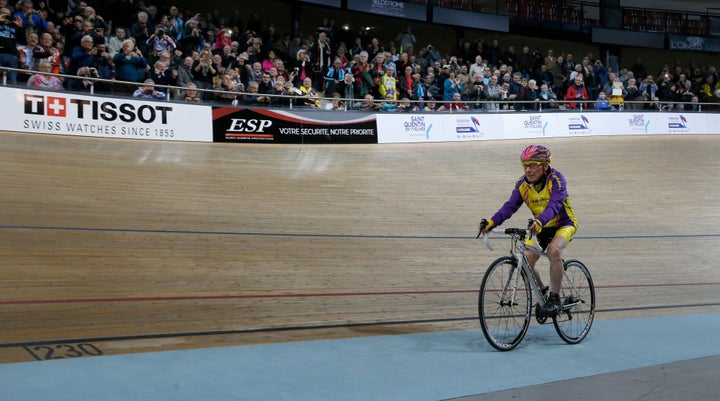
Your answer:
[488,179,524,229]
[536,170,567,225]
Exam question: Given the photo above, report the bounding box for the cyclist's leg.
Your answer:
[546,235,567,293]
[546,225,577,293]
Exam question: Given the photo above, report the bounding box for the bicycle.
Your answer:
[476,219,595,351]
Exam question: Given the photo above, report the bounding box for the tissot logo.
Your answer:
[23,94,172,123]
[25,94,67,117]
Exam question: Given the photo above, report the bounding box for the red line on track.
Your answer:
[2,282,719,305]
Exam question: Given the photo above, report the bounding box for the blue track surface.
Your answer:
[1,313,719,401]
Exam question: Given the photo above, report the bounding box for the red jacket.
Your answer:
[565,84,589,109]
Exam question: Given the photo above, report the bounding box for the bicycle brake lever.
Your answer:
[482,233,494,251]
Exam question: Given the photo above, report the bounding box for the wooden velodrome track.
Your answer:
[1,130,719,363]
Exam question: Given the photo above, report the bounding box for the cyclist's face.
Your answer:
[523,162,546,183]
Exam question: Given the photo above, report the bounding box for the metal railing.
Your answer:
[2,66,713,113]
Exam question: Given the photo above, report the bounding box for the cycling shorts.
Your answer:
[526,225,577,250]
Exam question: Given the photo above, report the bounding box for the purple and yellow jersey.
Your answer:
[490,167,578,230]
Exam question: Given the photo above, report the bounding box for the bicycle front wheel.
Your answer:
[553,259,595,344]
[478,256,532,351]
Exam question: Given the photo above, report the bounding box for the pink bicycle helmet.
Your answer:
[520,145,551,163]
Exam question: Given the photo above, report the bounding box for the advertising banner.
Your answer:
[377,112,504,143]
[502,113,557,139]
[212,107,378,144]
[0,87,212,142]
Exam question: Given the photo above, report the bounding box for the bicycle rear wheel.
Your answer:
[478,256,532,351]
[553,259,595,344]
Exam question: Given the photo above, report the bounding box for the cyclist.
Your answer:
[479,145,578,315]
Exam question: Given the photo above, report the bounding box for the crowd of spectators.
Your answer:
[1,0,719,112]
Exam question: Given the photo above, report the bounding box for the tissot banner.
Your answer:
[212,107,378,144]
[1,87,212,141]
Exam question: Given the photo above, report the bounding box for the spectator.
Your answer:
[26,59,63,90]
[107,27,126,57]
[180,16,203,55]
[324,91,346,110]
[507,72,524,110]
[397,65,416,100]
[466,73,485,109]
[594,91,613,110]
[335,72,355,109]
[442,91,469,111]
[242,80,271,106]
[13,0,47,45]
[377,64,397,100]
[355,52,375,98]
[517,46,533,78]
[257,71,273,94]
[379,93,398,112]
[523,78,541,111]
[603,73,626,110]
[69,34,101,75]
[700,74,720,104]
[269,78,290,106]
[323,57,345,95]
[394,25,415,54]
[639,74,658,100]
[484,74,502,111]
[657,73,679,103]
[309,31,332,90]
[176,55,196,89]
[419,44,440,71]
[131,11,151,55]
[148,59,176,91]
[644,95,661,111]
[70,65,99,92]
[422,98,439,111]
[18,31,39,71]
[159,15,180,44]
[443,69,463,101]
[624,78,641,110]
[539,83,558,108]
[227,51,251,87]
[501,45,517,72]
[680,80,696,105]
[582,57,600,100]
[191,49,217,90]
[349,37,364,57]
[468,55,485,80]
[112,39,148,93]
[168,5,184,41]
[261,49,278,71]
[291,48,313,87]
[565,75,589,109]
[357,94,381,111]
[146,24,177,66]
[32,32,61,74]
[214,72,241,104]
[132,78,166,100]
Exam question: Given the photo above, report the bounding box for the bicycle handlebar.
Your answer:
[476,219,544,254]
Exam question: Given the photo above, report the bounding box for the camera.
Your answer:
[157,29,164,36]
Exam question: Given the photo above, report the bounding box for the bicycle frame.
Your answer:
[478,224,596,350]
[488,230,548,309]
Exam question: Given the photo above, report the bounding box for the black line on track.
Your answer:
[2,302,719,349]
[2,224,720,240]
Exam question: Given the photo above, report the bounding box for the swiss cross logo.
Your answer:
[46,96,66,117]
[24,94,67,117]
